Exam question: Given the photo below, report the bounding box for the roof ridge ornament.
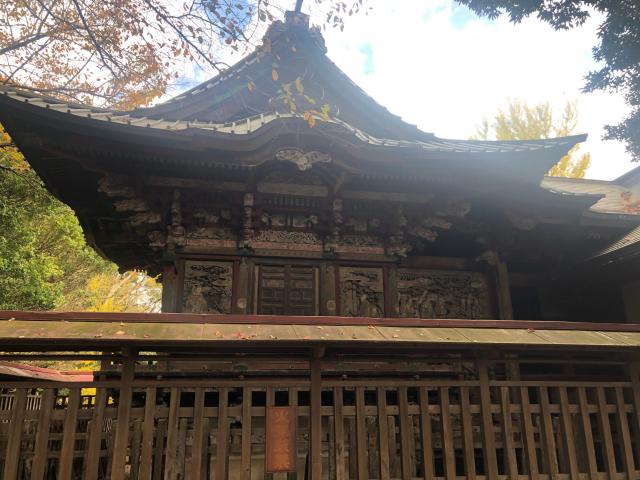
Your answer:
[275,147,332,171]
[285,10,310,28]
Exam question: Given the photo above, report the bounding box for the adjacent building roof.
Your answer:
[0,361,93,382]
[595,225,640,258]
[542,171,640,216]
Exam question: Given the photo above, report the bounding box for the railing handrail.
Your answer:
[0,310,639,332]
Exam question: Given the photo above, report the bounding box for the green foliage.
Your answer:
[474,99,591,178]
[1,0,368,109]
[457,0,640,162]
[0,127,109,309]
[0,125,160,311]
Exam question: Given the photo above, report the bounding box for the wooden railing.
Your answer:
[0,359,639,479]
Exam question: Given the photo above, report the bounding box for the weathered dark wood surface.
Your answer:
[2,309,640,331]
[0,354,639,479]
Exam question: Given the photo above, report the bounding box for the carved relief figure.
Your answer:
[275,148,331,171]
[397,269,492,319]
[182,261,233,314]
[335,235,385,254]
[339,267,384,318]
[260,212,318,229]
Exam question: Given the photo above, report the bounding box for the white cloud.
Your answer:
[309,0,634,180]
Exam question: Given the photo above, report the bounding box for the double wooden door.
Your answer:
[256,264,319,315]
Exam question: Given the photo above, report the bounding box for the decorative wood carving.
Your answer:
[240,193,254,249]
[167,189,186,250]
[114,198,150,212]
[97,174,135,198]
[275,148,331,171]
[183,234,238,249]
[148,230,167,248]
[335,235,385,254]
[387,204,411,257]
[98,174,162,230]
[260,212,318,229]
[396,269,493,319]
[339,267,384,317]
[324,198,343,254]
[181,205,238,248]
[506,210,537,231]
[253,230,323,251]
[182,260,233,313]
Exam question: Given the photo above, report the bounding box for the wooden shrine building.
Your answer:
[1,10,640,480]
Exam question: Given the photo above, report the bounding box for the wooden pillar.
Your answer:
[3,388,27,480]
[354,387,367,480]
[478,360,498,478]
[519,386,539,479]
[234,257,251,314]
[322,263,337,316]
[215,388,230,480]
[161,262,178,312]
[191,388,207,479]
[623,281,640,322]
[241,387,253,480]
[629,363,640,465]
[495,257,514,319]
[385,265,398,317]
[419,387,434,480]
[111,350,136,480]
[32,389,55,480]
[85,388,108,480]
[138,387,157,480]
[58,389,81,480]
[310,351,323,480]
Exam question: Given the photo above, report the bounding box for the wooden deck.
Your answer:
[0,312,639,479]
[1,311,640,352]
[2,358,640,479]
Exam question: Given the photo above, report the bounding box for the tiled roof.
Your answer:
[541,175,640,216]
[0,361,93,382]
[1,87,586,155]
[595,225,640,257]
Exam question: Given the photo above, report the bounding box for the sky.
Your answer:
[173,0,636,181]
[311,1,635,181]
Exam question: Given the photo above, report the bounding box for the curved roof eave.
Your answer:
[0,87,587,164]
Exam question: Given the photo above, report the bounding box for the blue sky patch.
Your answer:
[358,43,374,75]
[422,3,446,23]
[449,4,479,29]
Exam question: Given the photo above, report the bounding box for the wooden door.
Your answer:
[257,264,318,315]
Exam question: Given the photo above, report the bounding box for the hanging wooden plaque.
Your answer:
[265,406,297,472]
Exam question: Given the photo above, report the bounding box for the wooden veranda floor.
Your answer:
[0,311,639,479]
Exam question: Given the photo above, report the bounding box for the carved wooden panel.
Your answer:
[182,260,233,313]
[257,265,318,316]
[397,269,493,319]
[252,230,323,252]
[339,267,384,317]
